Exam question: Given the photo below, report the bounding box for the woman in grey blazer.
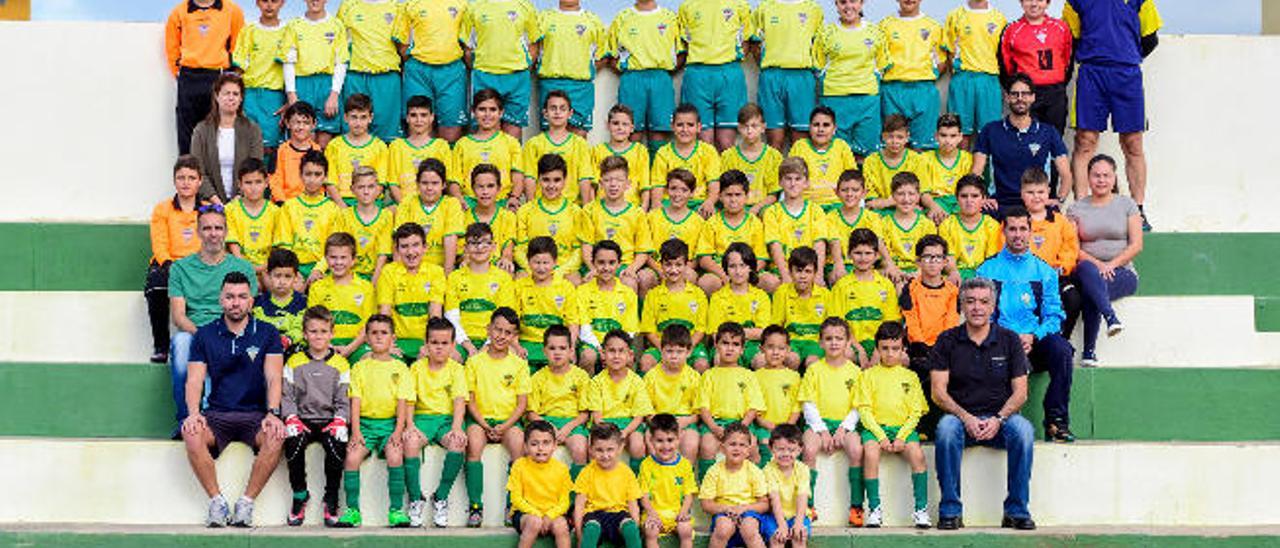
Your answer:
[190,73,264,203]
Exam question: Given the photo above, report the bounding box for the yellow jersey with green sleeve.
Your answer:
[646,207,706,251]
[324,136,389,198]
[708,286,772,330]
[225,198,286,267]
[592,142,648,206]
[643,365,702,416]
[375,261,447,341]
[755,367,801,426]
[233,21,287,90]
[530,365,592,418]
[700,460,767,506]
[787,138,858,205]
[639,455,698,517]
[878,13,945,82]
[468,207,519,266]
[349,356,409,419]
[720,145,783,207]
[762,200,828,259]
[762,460,811,518]
[696,212,766,263]
[279,194,341,264]
[522,132,595,202]
[278,15,350,76]
[826,207,888,269]
[697,365,765,420]
[393,195,466,268]
[514,274,581,344]
[856,363,927,441]
[337,0,403,74]
[577,280,640,348]
[462,0,541,74]
[797,358,860,420]
[606,6,684,72]
[445,265,516,341]
[453,132,524,200]
[537,8,607,80]
[465,349,532,420]
[650,141,722,197]
[581,201,653,265]
[830,271,902,346]
[515,197,587,273]
[386,137,457,195]
[330,206,395,277]
[640,282,708,336]
[862,149,930,200]
[575,461,643,513]
[771,283,832,344]
[508,457,574,518]
[943,5,1007,75]
[751,0,824,69]
[394,0,468,65]
[939,214,1003,271]
[307,275,377,341]
[590,369,654,420]
[814,21,886,96]
[403,358,468,415]
[924,149,972,198]
[883,211,939,271]
[677,0,753,65]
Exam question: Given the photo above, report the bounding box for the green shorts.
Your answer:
[859,339,875,359]
[244,87,286,147]
[860,424,920,444]
[602,417,646,434]
[473,70,531,127]
[697,418,766,440]
[740,340,761,368]
[540,78,595,130]
[958,267,978,280]
[413,414,460,446]
[642,345,711,368]
[359,417,397,457]
[299,262,317,279]
[821,94,881,156]
[455,338,486,363]
[343,71,403,141]
[464,416,510,431]
[791,340,824,364]
[880,80,940,150]
[543,416,591,438]
[403,58,469,128]
[618,69,675,132]
[946,70,1003,134]
[520,340,548,368]
[759,68,816,131]
[804,418,853,434]
[932,194,959,215]
[296,73,342,133]
[681,63,747,128]
[397,338,424,362]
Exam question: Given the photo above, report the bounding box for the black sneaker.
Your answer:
[1045,422,1076,443]
[1138,206,1152,232]
[466,504,483,528]
[150,351,168,364]
[1002,515,1037,530]
[936,516,964,530]
[287,494,309,526]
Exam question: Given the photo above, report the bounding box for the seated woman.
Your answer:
[190,73,264,204]
[1067,154,1143,367]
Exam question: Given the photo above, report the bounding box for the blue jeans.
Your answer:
[1073,261,1139,354]
[169,332,209,423]
[934,413,1034,520]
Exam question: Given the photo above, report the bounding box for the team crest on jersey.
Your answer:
[819,161,830,174]
[794,228,805,241]
[657,23,669,35]
[750,300,760,314]
[548,223,559,235]
[815,303,826,316]
[422,281,433,292]
[919,28,931,41]
[798,13,808,24]
[845,378,855,390]
[391,372,401,385]
[480,151,491,162]
[507,11,518,22]
[616,301,627,315]
[689,301,699,313]
[1033,235,1045,248]
[325,32,336,44]
[722,8,734,21]
[183,228,195,241]
[1028,143,1042,156]
[384,12,396,25]
[249,230,261,242]
[879,289,888,301]
[304,219,315,231]
[864,38,875,49]
[354,293,365,305]
[902,381,912,393]
[554,295,566,309]
[198,24,210,36]
[503,373,514,386]
[605,227,617,239]
[575,24,587,36]
[987,22,998,34]
[351,159,361,170]
[246,345,260,361]
[359,236,370,247]
[489,282,500,293]
[423,223,433,235]
[448,7,459,19]
[1020,292,1032,306]
[1035,31,1047,44]
[965,243,975,255]
[738,381,747,391]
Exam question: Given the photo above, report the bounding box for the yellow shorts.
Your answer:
[655,509,694,533]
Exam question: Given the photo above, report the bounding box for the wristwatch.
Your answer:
[268,407,282,418]
[996,414,1008,424]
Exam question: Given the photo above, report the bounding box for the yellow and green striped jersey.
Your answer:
[349,357,408,419]
[232,21,287,90]
[515,198,587,274]
[644,365,701,416]
[404,358,468,415]
[939,214,1002,271]
[279,194,341,265]
[720,144,783,206]
[591,369,654,420]
[646,207,706,251]
[462,0,541,74]
[324,135,389,198]
[814,21,886,96]
[329,205,394,277]
[514,274,581,344]
[523,132,595,202]
[708,285,772,329]
[592,142,648,206]
[537,8,607,80]
[751,0,824,69]
[882,211,939,271]
[862,149,929,201]
[788,138,858,206]
[581,201,652,265]
[386,137,457,194]
[530,365,593,418]
[762,200,828,258]
[337,0,402,73]
[454,132,524,200]
[755,367,801,426]
[798,358,860,420]
[576,280,640,346]
[307,275,377,341]
[650,141,722,197]
[393,195,466,269]
[879,13,945,82]
[606,6,684,71]
[677,0,753,65]
[225,198,286,267]
[375,260,447,341]
[771,283,832,343]
[697,211,766,262]
[640,283,708,336]
[278,15,349,76]
[943,5,1006,75]
[394,0,468,65]
[446,265,516,341]
[830,271,901,345]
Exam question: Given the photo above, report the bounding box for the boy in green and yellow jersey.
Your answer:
[590,330,653,473]
[514,237,581,368]
[401,318,471,528]
[324,95,389,206]
[879,0,946,149]
[720,104,783,215]
[751,0,824,151]
[527,325,592,477]
[943,0,1007,145]
[798,317,866,527]
[393,158,465,272]
[753,326,801,466]
[593,105,650,208]
[319,167,393,282]
[696,171,767,296]
[279,0,349,139]
[605,0,684,150]
[395,0,469,141]
[455,89,527,204]
[508,421,575,548]
[581,156,653,291]
[863,114,930,210]
[922,113,974,220]
[638,413,698,548]
[376,223,446,360]
[523,91,596,204]
[233,0,288,149]
[939,175,1001,281]
[643,325,702,461]
[386,96,457,204]
[771,247,832,369]
[826,169,898,284]
[814,0,887,157]
[641,239,710,372]
[650,104,721,216]
[254,249,308,351]
[337,0,403,141]
[696,322,766,481]
[462,0,541,137]
[226,159,286,277]
[307,232,377,359]
[763,158,829,284]
[467,165,520,272]
[576,241,640,374]
[644,170,705,276]
[787,106,858,209]
[677,0,753,151]
[708,243,771,367]
[536,0,607,134]
[279,150,341,278]
[830,228,902,360]
[446,223,517,360]
[463,307,531,526]
[573,423,645,548]
[882,173,939,275]
[516,154,587,282]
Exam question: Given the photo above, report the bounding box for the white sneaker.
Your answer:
[407,499,426,527]
[206,495,230,528]
[912,508,932,529]
[229,496,254,528]
[864,505,883,528]
[1107,320,1125,337]
[431,495,449,528]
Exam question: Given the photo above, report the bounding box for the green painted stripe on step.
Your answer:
[1089,368,1280,441]
[1254,296,1280,332]
[0,223,150,291]
[0,363,173,438]
[1134,233,1280,298]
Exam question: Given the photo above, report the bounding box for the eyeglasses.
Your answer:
[198,203,225,214]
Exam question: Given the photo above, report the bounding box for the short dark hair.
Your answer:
[666,168,697,192]
[592,240,623,262]
[599,155,629,176]
[722,421,752,442]
[890,171,921,193]
[1003,206,1032,225]
[761,324,790,344]
[538,153,568,178]
[324,232,357,255]
[1020,168,1050,188]
[661,324,693,349]
[1005,73,1035,93]
[608,103,634,122]
[719,169,749,195]
[809,105,836,124]
[590,422,622,444]
[470,163,501,188]
[301,149,328,174]
[820,316,851,338]
[365,313,394,331]
[236,157,268,181]
[527,236,558,260]
[417,157,448,184]
[848,228,879,254]
[659,239,690,263]
[788,246,819,271]
[648,413,680,436]
[875,321,906,344]
[345,93,373,113]
[222,271,252,289]
[426,316,456,339]
[603,329,632,348]
[393,222,427,245]
[543,324,572,346]
[770,423,803,446]
[473,88,504,109]
[673,103,700,122]
[882,114,909,134]
[491,306,520,329]
[267,248,300,273]
[464,222,493,242]
[174,154,202,176]
[837,169,865,190]
[405,95,434,114]
[525,420,557,440]
[916,234,948,257]
[715,321,745,343]
[284,100,316,122]
[737,103,764,125]
[543,89,572,110]
[937,112,962,131]
[956,174,988,196]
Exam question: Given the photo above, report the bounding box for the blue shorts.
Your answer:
[296,74,342,134]
[880,80,940,149]
[244,87,286,147]
[682,63,748,128]
[474,70,532,127]
[539,77,595,130]
[711,511,767,548]
[1074,63,1146,134]
[757,514,812,542]
[343,71,403,141]
[947,70,1002,134]
[618,69,675,132]
[821,94,881,156]
[402,58,469,128]
[759,68,817,131]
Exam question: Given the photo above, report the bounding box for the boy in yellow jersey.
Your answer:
[573,423,645,548]
[760,425,812,547]
[523,91,596,204]
[922,114,973,221]
[696,322,766,480]
[798,317,865,527]
[650,105,721,217]
[254,249,309,351]
[455,89,526,204]
[516,154,587,282]
[393,158,465,272]
[527,326,592,477]
[593,105,649,208]
[883,172,939,275]
[462,0,541,138]
[943,0,1006,146]
[753,326,801,466]
[771,247,831,369]
[226,159,286,279]
[863,115,930,210]
[446,223,517,360]
[576,241,640,374]
[641,240,710,372]
[515,237,581,368]
[590,330,653,472]
[787,107,858,210]
[376,223,446,360]
[233,0,288,151]
[337,0,403,141]
[279,151,341,279]
[855,322,930,529]
[638,414,697,548]
[468,164,520,273]
[699,422,770,548]
[764,158,829,288]
[605,0,684,151]
[395,0,469,142]
[643,326,702,460]
[386,96,457,203]
[308,232,377,359]
[317,168,392,283]
[537,0,607,135]
[709,243,771,367]
[696,171,770,296]
[270,102,323,202]
[335,315,412,527]
[826,169,900,285]
[279,0,349,143]
[814,0,886,158]
[750,0,823,151]
[463,307,531,526]
[400,318,470,528]
[324,94,389,206]
[582,156,653,291]
[721,104,783,216]
[939,175,1000,280]
[509,420,575,548]
[831,229,903,359]
[640,170,704,295]
[677,0,753,151]
[878,0,946,150]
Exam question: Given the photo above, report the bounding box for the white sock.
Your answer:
[240,495,254,504]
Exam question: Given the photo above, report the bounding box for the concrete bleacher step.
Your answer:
[1,439,1276,528]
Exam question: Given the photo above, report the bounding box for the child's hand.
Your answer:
[947,269,962,288]
[771,524,790,543]
[555,426,571,444]
[890,439,906,452]
[697,201,716,219]
[324,92,339,118]
[818,431,834,452]
[512,344,528,359]
[831,263,848,282]
[348,430,365,450]
[711,424,726,439]
[284,415,309,437]
[644,515,662,533]
[927,206,948,225]
[487,425,504,442]
[676,510,691,522]
[878,439,891,451]
[982,198,999,212]
[790,521,808,542]
[832,428,847,449]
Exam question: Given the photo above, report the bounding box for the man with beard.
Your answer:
[970,74,1073,216]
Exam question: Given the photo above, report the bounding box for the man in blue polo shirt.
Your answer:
[181,271,285,528]
[971,74,1073,215]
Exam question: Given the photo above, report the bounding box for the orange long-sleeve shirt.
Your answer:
[150,197,201,263]
[269,140,322,202]
[898,277,960,346]
[164,0,245,76]
[1031,210,1080,276]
